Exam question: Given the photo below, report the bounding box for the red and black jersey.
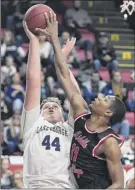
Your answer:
[70,113,123,189]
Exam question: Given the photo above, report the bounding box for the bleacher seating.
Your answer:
[63,0,73,7]
[81,1,134,70]
[76,49,86,61]
[99,69,110,81]
[121,71,133,83]
[125,112,135,127]
[79,29,96,44]
[128,90,134,100]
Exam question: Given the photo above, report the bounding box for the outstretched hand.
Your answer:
[62,37,76,57]
[23,21,38,41]
[35,11,58,41]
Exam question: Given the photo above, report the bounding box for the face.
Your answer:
[62,32,70,43]
[2,158,10,171]
[89,95,115,117]
[41,102,64,124]
[91,73,100,82]
[74,0,81,8]
[4,31,13,43]
[13,173,22,186]
[12,73,21,84]
[113,72,122,83]
[6,55,14,67]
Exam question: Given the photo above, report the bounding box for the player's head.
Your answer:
[40,97,64,124]
[89,95,126,126]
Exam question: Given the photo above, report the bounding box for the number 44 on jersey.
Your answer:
[42,135,60,151]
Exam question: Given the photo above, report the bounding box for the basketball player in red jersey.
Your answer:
[36,11,126,189]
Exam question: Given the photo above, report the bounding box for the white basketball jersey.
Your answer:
[21,106,77,188]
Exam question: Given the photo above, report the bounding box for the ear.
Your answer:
[104,110,113,117]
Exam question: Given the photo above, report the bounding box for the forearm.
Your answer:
[24,38,41,110]
[27,39,41,82]
[52,37,70,78]
[69,70,80,93]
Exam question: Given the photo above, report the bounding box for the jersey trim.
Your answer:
[92,134,124,160]
[85,120,111,134]
[74,112,90,122]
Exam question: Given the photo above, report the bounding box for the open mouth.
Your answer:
[49,111,54,114]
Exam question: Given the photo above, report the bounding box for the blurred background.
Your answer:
[1,0,135,189]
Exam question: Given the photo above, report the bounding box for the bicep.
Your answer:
[105,139,124,185]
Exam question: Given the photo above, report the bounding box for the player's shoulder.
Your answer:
[103,136,119,147]
[98,127,123,146]
[63,121,74,133]
[103,136,122,156]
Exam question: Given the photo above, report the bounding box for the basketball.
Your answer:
[24,4,54,35]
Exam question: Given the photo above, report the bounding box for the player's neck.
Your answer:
[88,114,109,132]
[45,119,63,125]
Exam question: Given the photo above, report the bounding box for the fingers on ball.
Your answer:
[44,12,49,25]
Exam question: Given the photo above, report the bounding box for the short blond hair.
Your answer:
[41,97,62,109]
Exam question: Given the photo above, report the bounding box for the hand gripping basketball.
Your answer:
[35,11,58,41]
[23,21,38,41]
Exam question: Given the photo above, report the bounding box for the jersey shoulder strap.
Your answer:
[97,128,123,146]
[92,128,124,160]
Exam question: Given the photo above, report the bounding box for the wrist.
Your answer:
[30,36,39,43]
[51,35,59,43]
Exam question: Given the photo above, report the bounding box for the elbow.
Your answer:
[113,182,124,189]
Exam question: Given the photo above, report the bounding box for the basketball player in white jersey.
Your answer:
[21,20,80,188]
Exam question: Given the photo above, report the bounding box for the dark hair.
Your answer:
[109,97,126,126]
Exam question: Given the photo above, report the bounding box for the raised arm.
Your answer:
[61,39,86,120]
[36,12,89,118]
[23,21,41,111]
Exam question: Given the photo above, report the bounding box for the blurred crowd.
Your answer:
[1,0,134,189]
[1,157,23,189]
